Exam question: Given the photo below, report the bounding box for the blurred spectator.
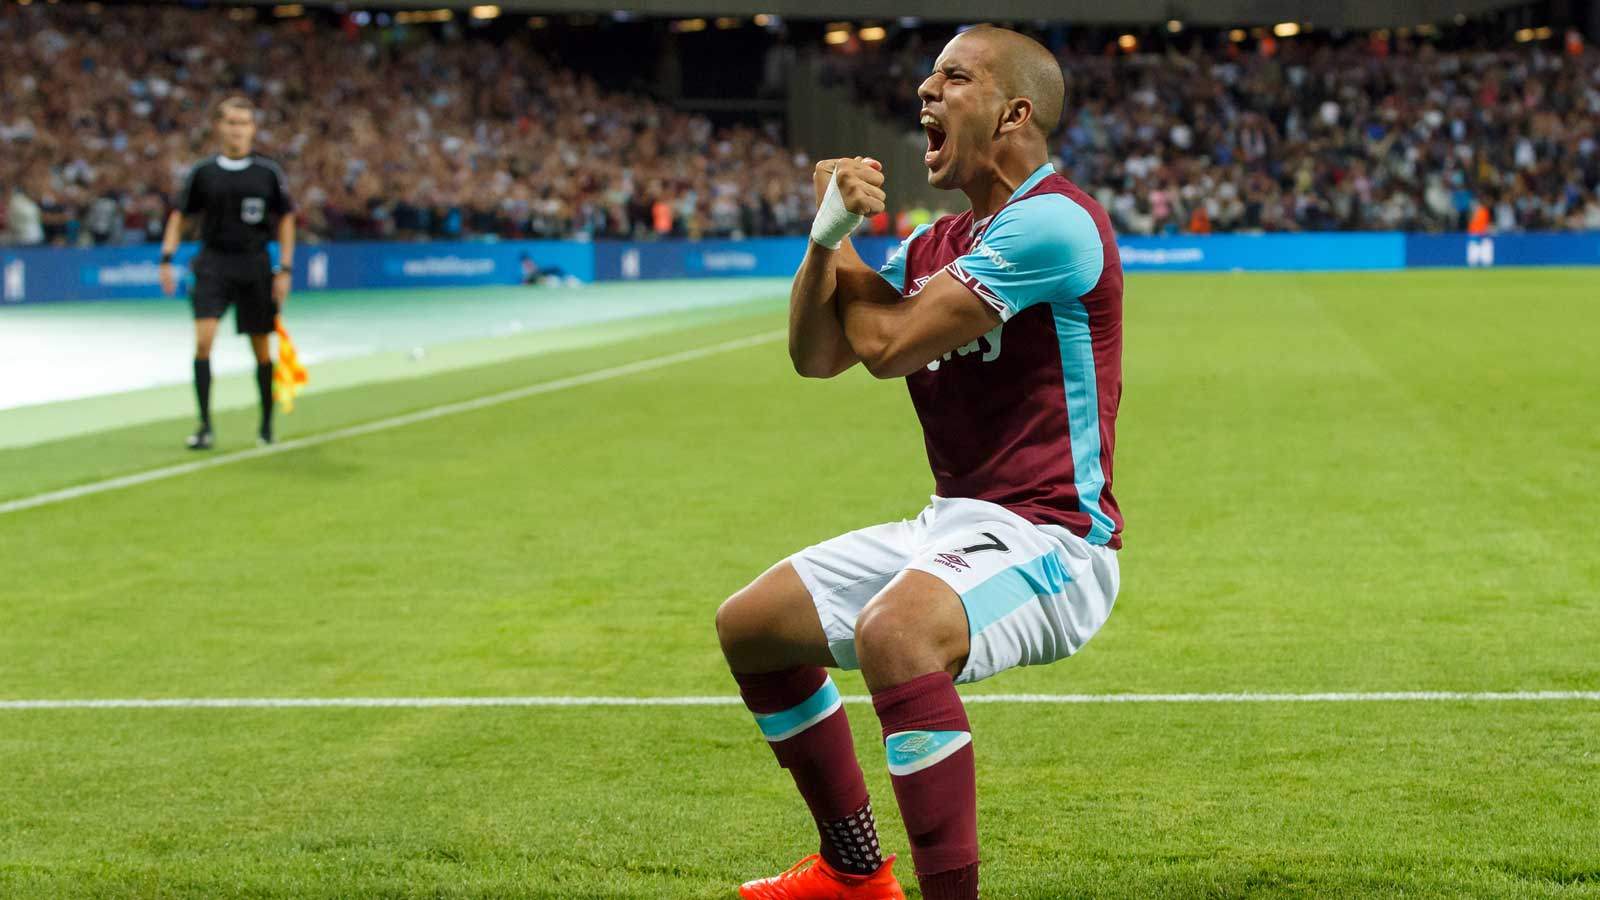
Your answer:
[84,183,124,245]
[519,251,568,285]
[7,185,45,245]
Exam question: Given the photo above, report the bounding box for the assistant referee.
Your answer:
[159,96,295,449]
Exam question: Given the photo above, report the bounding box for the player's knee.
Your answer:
[714,591,756,656]
[855,591,967,683]
[714,594,735,645]
[853,597,918,667]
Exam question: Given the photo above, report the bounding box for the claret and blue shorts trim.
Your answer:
[788,496,1119,684]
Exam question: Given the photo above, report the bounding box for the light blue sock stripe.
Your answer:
[753,678,842,742]
[885,729,973,776]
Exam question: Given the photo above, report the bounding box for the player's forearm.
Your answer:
[160,212,183,257]
[789,242,859,379]
[836,286,916,379]
[276,215,295,268]
[793,156,887,378]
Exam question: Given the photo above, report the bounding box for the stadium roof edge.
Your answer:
[360,0,1522,29]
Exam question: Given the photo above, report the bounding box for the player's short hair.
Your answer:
[215,96,256,121]
[967,26,1065,137]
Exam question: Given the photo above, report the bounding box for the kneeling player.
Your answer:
[716,26,1124,900]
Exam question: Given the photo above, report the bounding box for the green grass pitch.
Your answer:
[1,269,1597,898]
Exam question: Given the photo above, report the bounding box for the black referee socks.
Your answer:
[256,362,274,432]
[193,357,212,427]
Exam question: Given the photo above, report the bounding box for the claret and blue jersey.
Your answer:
[875,163,1125,549]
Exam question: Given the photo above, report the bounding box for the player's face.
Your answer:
[917,34,1005,190]
[217,108,256,157]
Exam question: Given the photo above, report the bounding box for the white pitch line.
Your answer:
[2,691,1597,710]
[0,330,786,517]
[958,691,1600,703]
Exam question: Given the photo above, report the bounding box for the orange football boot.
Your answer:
[738,853,906,900]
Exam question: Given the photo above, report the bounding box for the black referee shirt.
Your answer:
[177,155,293,254]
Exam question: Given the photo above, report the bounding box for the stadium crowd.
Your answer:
[830,33,1600,234]
[0,3,816,246]
[5,2,1600,245]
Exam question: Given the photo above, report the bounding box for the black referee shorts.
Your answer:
[191,250,276,335]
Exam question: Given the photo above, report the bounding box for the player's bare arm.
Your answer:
[158,210,184,296]
[792,157,998,379]
[274,211,295,307]
[818,158,1002,380]
[788,157,892,378]
[835,269,1001,380]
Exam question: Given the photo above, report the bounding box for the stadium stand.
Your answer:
[0,3,815,245]
[4,3,1598,245]
[825,34,1600,234]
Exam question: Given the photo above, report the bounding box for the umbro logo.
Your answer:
[934,553,970,571]
[894,732,937,755]
[970,236,1016,271]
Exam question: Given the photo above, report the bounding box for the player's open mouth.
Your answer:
[921,113,947,168]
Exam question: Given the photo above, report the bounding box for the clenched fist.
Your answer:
[813,157,887,217]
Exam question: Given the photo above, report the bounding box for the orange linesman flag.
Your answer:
[273,317,309,412]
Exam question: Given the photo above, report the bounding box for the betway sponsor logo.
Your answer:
[926,322,1003,371]
[399,256,496,277]
[95,261,165,286]
[1119,246,1204,265]
[698,251,758,272]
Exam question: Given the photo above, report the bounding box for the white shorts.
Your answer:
[788,496,1120,684]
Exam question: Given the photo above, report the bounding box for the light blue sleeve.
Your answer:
[875,224,932,294]
[946,194,1105,319]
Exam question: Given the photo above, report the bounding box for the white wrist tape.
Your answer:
[810,168,864,250]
